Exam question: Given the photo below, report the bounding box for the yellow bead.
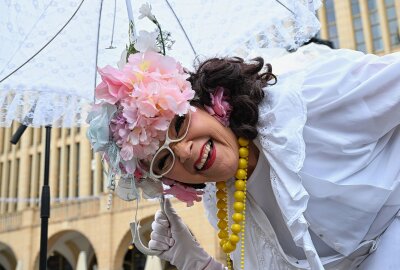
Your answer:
[238,137,249,147]
[222,241,235,253]
[238,158,248,169]
[217,220,228,229]
[229,234,240,244]
[217,199,226,209]
[220,238,228,248]
[217,210,227,219]
[218,230,228,239]
[232,213,244,223]
[235,169,247,180]
[216,181,226,189]
[239,147,249,158]
[216,190,226,199]
[234,191,245,202]
[233,202,244,212]
[234,180,245,191]
[231,224,241,234]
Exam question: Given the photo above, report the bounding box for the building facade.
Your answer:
[0,1,399,269]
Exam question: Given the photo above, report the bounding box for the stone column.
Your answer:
[17,128,31,210]
[317,6,328,39]
[50,128,60,202]
[0,127,11,213]
[79,128,92,197]
[377,0,391,53]
[94,153,103,195]
[8,141,17,212]
[59,128,68,199]
[30,128,40,207]
[76,251,88,270]
[360,0,374,52]
[335,1,355,49]
[69,128,77,198]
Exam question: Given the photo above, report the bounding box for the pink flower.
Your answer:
[205,86,232,126]
[89,51,196,189]
[95,65,133,104]
[163,178,204,207]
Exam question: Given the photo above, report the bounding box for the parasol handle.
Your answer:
[130,196,165,256]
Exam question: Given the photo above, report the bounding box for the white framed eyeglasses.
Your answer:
[149,111,192,179]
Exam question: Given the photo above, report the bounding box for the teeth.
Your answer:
[196,141,212,170]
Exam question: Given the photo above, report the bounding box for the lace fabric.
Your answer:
[136,0,322,68]
[0,89,91,127]
[0,0,130,127]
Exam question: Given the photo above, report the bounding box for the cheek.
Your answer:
[214,150,238,179]
[165,163,207,184]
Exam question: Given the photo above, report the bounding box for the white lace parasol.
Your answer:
[0,0,321,127]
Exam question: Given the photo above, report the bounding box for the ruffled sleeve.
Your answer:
[257,70,324,269]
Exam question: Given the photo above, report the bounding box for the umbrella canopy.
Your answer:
[0,0,130,127]
[0,0,320,128]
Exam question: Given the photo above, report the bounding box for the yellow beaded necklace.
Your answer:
[216,137,249,270]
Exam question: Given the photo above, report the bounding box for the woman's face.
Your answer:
[164,108,239,184]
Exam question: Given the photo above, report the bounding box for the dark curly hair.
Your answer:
[188,57,276,140]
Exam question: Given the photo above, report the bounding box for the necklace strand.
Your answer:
[216,137,249,270]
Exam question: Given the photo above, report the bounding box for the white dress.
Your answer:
[203,47,400,270]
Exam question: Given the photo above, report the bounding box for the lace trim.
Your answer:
[230,0,322,55]
[0,89,91,127]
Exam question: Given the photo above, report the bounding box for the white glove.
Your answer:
[149,199,227,270]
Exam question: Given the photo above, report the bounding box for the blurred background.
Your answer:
[0,0,399,269]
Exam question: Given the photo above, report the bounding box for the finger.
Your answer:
[163,199,184,229]
[151,221,172,237]
[154,210,169,227]
[148,239,170,251]
[150,231,175,246]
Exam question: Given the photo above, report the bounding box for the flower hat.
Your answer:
[86,4,205,207]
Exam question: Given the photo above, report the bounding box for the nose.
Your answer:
[171,140,193,163]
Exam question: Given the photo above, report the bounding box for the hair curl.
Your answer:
[188,57,276,140]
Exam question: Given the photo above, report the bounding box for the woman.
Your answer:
[145,46,400,270]
[87,44,400,269]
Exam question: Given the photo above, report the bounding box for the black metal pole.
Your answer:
[39,126,51,270]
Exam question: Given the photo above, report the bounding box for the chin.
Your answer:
[212,170,236,182]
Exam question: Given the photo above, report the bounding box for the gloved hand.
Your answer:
[149,199,227,270]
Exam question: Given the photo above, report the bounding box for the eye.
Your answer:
[174,116,185,134]
[157,152,172,171]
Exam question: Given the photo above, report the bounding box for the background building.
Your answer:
[0,1,399,269]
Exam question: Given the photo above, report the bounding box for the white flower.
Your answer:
[134,30,160,53]
[86,103,117,152]
[138,3,156,21]
[117,49,128,70]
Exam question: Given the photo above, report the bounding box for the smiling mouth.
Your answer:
[195,139,216,171]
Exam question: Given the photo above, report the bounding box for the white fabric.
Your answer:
[203,48,400,270]
[359,213,400,269]
[0,0,320,127]
[247,143,338,259]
